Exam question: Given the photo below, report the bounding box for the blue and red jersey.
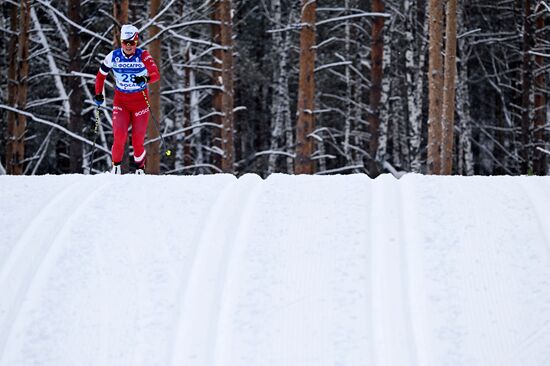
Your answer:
[95,48,160,95]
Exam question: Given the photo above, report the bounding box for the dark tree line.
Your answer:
[1,0,549,176]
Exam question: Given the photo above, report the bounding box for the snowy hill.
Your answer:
[1,174,550,366]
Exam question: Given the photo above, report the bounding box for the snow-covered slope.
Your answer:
[1,174,550,366]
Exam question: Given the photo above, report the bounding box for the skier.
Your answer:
[93,24,160,174]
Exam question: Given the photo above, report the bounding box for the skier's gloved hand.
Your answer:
[94,94,104,106]
[134,75,149,87]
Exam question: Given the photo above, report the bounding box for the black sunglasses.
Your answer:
[122,40,137,46]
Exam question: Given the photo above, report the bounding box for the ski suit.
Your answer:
[95,48,160,167]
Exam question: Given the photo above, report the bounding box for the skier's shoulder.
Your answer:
[139,49,155,64]
[101,50,116,69]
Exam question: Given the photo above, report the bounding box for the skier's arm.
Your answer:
[95,70,108,95]
[142,50,160,84]
[95,51,113,95]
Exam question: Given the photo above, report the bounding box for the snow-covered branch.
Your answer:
[138,0,177,33]
[161,85,224,96]
[0,104,110,154]
[316,12,390,26]
[315,165,364,175]
[314,61,352,73]
[35,0,111,43]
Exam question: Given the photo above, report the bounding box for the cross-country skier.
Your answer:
[93,24,160,175]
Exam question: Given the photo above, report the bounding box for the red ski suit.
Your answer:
[95,48,160,167]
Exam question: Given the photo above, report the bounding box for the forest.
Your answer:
[1,0,549,176]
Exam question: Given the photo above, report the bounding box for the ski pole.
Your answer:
[142,89,172,157]
[88,106,100,174]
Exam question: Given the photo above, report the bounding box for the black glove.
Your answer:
[134,75,149,85]
[93,94,104,106]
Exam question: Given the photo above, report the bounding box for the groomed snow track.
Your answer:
[1,174,550,366]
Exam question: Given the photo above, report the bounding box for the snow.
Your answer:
[1,173,550,366]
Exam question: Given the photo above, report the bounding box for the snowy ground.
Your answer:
[1,173,550,366]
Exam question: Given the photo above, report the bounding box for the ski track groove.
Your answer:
[507,179,550,365]
[0,180,84,361]
[166,177,236,366]
[463,179,550,365]
[400,176,433,366]
[397,179,422,366]
[460,179,502,365]
[94,203,142,366]
[518,179,550,262]
[212,176,264,366]
[370,177,419,366]
[0,179,111,365]
[169,175,262,366]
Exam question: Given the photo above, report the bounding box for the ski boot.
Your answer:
[111,163,122,175]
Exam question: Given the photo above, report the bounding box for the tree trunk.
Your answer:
[407,0,428,173]
[285,2,300,173]
[211,0,235,173]
[427,0,444,174]
[184,47,193,169]
[146,0,162,175]
[6,3,19,174]
[367,0,384,177]
[6,0,30,175]
[441,0,457,175]
[533,6,546,175]
[113,0,129,47]
[68,0,83,173]
[268,0,291,175]
[521,0,533,174]
[456,0,474,176]
[343,0,353,164]
[376,19,391,168]
[295,0,317,175]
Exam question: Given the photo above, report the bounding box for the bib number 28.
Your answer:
[121,74,136,83]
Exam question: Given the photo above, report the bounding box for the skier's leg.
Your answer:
[131,106,150,169]
[112,104,131,165]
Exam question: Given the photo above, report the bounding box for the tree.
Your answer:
[211,0,235,173]
[533,2,547,175]
[456,0,474,175]
[113,0,129,47]
[405,0,427,173]
[146,0,162,175]
[367,0,385,177]
[441,0,457,175]
[427,0,444,174]
[267,0,294,174]
[521,0,533,174]
[295,0,317,174]
[6,0,30,175]
[68,0,83,173]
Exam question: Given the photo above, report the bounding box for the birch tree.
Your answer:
[456,1,474,175]
[267,0,294,174]
[427,0,444,174]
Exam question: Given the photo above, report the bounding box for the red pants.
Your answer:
[112,90,150,167]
